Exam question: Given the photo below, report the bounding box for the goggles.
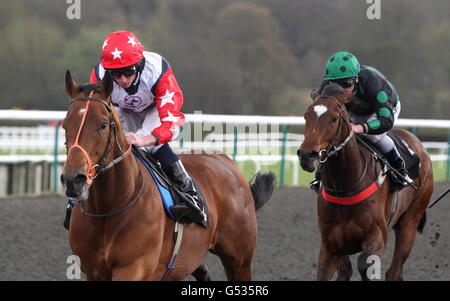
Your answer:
[331,77,356,89]
[109,67,137,78]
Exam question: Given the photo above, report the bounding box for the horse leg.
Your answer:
[217,252,252,281]
[357,227,385,281]
[386,210,427,280]
[317,243,340,280]
[336,255,352,281]
[191,261,211,281]
[213,217,256,280]
[214,240,253,281]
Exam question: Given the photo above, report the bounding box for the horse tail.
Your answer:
[417,211,427,234]
[249,172,276,211]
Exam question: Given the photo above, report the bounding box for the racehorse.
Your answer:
[61,70,275,280]
[297,85,434,280]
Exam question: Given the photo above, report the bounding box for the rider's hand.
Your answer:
[125,132,142,146]
[351,123,364,134]
[125,132,157,147]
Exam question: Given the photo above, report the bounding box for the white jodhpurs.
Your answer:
[115,106,164,154]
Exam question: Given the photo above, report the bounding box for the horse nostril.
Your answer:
[60,174,66,185]
[74,174,87,186]
[308,150,319,159]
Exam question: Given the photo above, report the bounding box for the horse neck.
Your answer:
[322,135,365,192]
[86,144,140,215]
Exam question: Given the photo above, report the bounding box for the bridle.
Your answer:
[67,91,145,218]
[68,91,132,185]
[313,95,353,163]
[313,95,369,194]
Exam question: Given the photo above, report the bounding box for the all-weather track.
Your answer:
[0,182,448,280]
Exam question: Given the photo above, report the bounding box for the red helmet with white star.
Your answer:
[101,31,144,69]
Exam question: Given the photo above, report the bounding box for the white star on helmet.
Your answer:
[127,36,137,47]
[111,48,123,60]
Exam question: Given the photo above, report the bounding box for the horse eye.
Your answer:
[332,116,338,123]
[100,121,108,130]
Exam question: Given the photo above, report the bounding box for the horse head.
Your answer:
[297,83,354,172]
[61,70,127,201]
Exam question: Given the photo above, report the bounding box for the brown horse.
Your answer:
[61,70,275,281]
[297,87,434,281]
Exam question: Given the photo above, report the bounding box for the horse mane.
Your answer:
[321,83,345,96]
[79,83,102,96]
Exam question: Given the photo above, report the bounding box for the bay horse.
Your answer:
[61,70,275,281]
[297,85,434,281]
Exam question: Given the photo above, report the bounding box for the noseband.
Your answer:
[68,91,132,185]
[313,95,353,163]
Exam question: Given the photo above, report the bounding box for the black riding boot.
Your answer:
[163,160,206,224]
[384,147,412,187]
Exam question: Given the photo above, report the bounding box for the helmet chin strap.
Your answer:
[124,69,142,95]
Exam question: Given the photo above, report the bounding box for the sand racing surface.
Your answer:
[0,182,448,281]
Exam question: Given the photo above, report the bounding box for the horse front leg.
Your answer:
[336,255,353,281]
[317,243,340,280]
[357,226,386,281]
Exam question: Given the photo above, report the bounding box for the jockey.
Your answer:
[63,31,204,229]
[309,51,413,192]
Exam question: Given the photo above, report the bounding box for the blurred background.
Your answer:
[0,0,449,118]
[0,0,449,195]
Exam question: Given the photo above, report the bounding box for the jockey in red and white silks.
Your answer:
[90,47,185,153]
[76,31,205,226]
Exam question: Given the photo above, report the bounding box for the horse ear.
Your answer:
[102,71,114,99]
[310,89,320,101]
[65,70,80,98]
[335,92,355,104]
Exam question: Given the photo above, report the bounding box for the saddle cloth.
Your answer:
[358,131,421,180]
[131,146,210,228]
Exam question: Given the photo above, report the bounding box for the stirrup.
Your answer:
[170,199,206,224]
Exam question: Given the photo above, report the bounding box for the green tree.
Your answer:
[207,2,304,114]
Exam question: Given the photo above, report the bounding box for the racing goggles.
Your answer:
[109,67,137,78]
[331,77,356,89]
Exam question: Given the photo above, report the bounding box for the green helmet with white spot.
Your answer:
[324,51,360,80]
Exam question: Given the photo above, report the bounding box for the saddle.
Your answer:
[357,131,421,192]
[131,146,210,228]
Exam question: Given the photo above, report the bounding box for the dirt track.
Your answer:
[0,182,448,281]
